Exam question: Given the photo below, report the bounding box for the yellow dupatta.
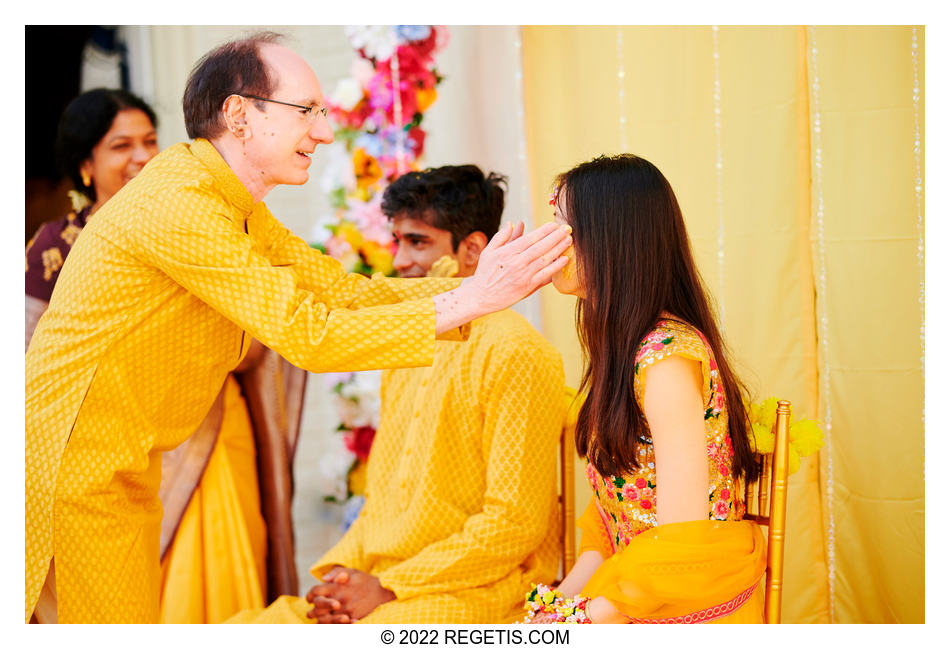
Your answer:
[579,507,766,623]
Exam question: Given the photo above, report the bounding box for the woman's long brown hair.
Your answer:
[558,154,758,481]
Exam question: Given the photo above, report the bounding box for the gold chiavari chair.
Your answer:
[559,406,577,579]
[742,399,792,624]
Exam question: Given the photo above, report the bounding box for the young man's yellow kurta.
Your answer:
[230,309,565,623]
[24,138,461,623]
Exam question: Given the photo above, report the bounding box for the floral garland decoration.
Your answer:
[313,25,448,507]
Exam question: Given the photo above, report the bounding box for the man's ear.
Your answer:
[222,94,251,140]
[459,230,489,267]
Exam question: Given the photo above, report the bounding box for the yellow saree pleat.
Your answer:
[159,375,267,623]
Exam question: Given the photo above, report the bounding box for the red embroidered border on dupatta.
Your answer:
[625,581,758,624]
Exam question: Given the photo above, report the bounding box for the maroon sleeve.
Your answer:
[25,220,74,301]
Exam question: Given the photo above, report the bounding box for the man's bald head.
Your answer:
[183,31,285,140]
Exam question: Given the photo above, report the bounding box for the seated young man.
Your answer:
[229,165,565,624]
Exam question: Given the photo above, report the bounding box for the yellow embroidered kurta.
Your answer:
[230,309,566,624]
[24,138,462,623]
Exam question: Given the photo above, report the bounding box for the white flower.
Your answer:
[323,372,354,390]
[344,25,397,62]
[336,371,382,428]
[308,213,337,246]
[319,141,357,194]
[317,434,355,501]
[330,78,363,112]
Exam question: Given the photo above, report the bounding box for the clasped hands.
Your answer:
[305,566,395,623]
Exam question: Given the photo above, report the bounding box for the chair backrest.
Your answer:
[559,409,577,578]
[742,399,792,624]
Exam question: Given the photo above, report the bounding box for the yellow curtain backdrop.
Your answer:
[522,25,923,623]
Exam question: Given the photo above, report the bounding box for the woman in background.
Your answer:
[526,154,766,624]
[26,88,303,624]
[26,88,159,345]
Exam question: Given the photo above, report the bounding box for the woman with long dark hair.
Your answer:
[524,154,767,624]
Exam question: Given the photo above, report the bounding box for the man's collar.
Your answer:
[190,138,256,215]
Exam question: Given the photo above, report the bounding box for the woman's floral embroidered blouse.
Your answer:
[585,319,746,553]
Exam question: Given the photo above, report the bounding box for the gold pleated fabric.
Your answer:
[158,374,267,623]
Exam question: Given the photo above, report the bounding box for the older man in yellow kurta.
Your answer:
[228,165,566,624]
[24,36,572,623]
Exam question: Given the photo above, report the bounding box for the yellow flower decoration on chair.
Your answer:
[747,398,824,475]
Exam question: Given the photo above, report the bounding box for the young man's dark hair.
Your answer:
[182,31,283,140]
[381,164,508,249]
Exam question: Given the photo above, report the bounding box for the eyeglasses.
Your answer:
[242,94,328,123]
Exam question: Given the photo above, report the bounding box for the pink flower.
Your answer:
[718,462,730,477]
[722,434,734,455]
[713,500,730,519]
[635,477,647,489]
[607,488,616,500]
[367,67,419,127]
[432,25,450,54]
[706,442,720,460]
[715,391,725,411]
[650,342,665,351]
[324,234,354,260]
[348,195,392,247]
[617,520,633,545]
[639,486,654,501]
[622,484,639,502]
[640,499,653,510]
[585,463,598,487]
[720,488,731,501]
